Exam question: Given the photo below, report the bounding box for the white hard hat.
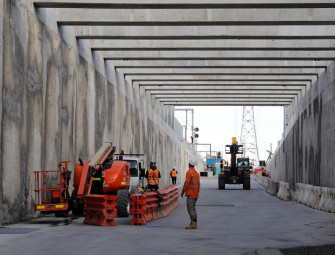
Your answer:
[189,158,197,166]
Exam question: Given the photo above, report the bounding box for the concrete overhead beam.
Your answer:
[134,81,308,86]
[101,50,335,60]
[131,76,312,83]
[142,85,305,90]
[55,8,335,25]
[118,67,321,75]
[163,101,290,106]
[147,88,301,93]
[149,90,299,95]
[127,75,315,81]
[155,94,296,98]
[158,97,292,102]
[89,39,335,50]
[107,60,331,68]
[33,0,335,9]
[74,25,335,39]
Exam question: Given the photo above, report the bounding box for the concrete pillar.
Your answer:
[0,0,4,212]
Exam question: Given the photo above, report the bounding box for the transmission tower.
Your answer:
[240,106,259,165]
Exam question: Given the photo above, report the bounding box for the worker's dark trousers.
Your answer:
[186,196,198,221]
[171,177,177,184]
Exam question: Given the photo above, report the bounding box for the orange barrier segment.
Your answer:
[83,194,118,226]
[130,185,179,225]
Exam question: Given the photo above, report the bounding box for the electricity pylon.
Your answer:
[240,106,259,165]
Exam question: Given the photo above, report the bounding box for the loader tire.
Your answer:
[116,189,130,217]
[218,175,225,190]
[243,175,250,190]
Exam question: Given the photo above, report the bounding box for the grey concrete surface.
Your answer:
[0,177,334,255]
[89,39,335,50]
[267,61,335,189]
[31,0,335,8]
[54,8,335,25]
[74,25,335,39]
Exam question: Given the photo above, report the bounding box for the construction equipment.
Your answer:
[34,161,72,217]
[115,152,146,193]
[34,143,134,217]
[218,137,251,190]
[70,143,130,217]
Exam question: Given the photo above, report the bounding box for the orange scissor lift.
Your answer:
[34,161,71,216]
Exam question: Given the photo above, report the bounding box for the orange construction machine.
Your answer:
[34,143,131,217]
[70,143,130,216]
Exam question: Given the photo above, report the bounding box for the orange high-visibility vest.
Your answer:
[182,167,200,198]
[148,169,160,184]
[171,169,177,177]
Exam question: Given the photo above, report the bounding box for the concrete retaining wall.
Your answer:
[0,0,202,224]
[267,60,335,189]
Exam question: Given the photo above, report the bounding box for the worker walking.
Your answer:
[146,161,161,191]
[181,159,200,229]
[170,167,178,185]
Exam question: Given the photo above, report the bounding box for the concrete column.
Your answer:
[0,0,4,208]
[86,66,96,157]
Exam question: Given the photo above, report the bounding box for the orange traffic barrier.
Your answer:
[130,194,147,225]
[83,195,117,226]
[130,185,179,225]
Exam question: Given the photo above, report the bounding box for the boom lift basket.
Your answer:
[34,161,71,213]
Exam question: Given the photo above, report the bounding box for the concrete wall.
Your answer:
[268,61,335,189]
[0,0,203,224]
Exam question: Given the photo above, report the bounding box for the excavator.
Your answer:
[34,143,131,217]
[218,137,251,190]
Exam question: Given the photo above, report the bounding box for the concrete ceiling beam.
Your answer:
[162,101,290,106]
[33,0,335,9]
[158,98,292,102]
[146,88,301,93]
[149,90,299,95]
[127,74,315,81]
[89,39,335,50]
[101,50,335,60]
[107,60,331,68]
[140,85,306,90]
[134,81,308,86]
[118,67,321,75]
[55,8,335,25]
[155,94,296,98]
[73,25,335,39]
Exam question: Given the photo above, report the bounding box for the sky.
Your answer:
[174,106,284,164]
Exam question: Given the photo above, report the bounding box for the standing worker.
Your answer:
[170,167,178,185]
[146,161,161,191]
[181,159,200,229]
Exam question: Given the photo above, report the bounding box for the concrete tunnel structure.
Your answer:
[0,0,334,224]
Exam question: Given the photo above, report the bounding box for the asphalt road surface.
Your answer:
[1,176,334,255]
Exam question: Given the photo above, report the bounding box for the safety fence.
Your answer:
[130,185,179,225]
[83,195,118,226]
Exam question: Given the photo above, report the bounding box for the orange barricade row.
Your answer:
[130,185,180,225]
[83,195,118,226]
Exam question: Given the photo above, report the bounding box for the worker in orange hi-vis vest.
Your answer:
[181,159,200,230]
[145,161,161,191]
[170,167,178,185]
